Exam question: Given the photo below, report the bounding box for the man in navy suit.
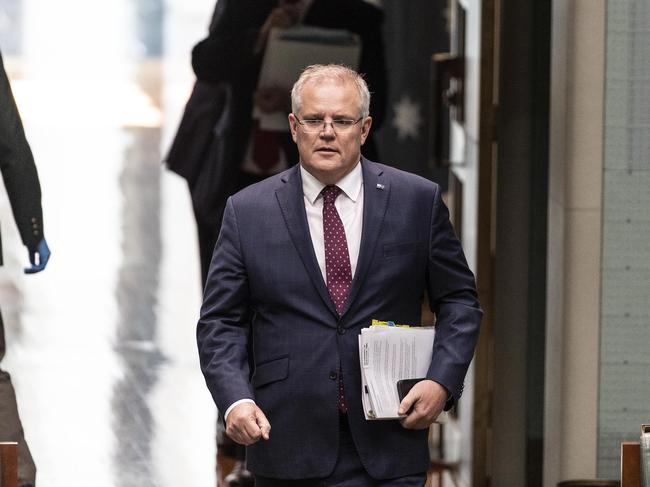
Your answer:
[197,64,481,485]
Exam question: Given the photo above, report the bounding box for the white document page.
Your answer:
[359,336,376,420]
[359,326,436,420]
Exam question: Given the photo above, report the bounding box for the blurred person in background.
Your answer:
[0,47,51,487]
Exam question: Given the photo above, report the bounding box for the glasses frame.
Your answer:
[293,115,364,133]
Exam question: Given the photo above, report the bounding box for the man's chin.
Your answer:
[311,153,342,168]
[313,150,340,160]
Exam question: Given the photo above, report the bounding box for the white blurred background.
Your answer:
[0,1,219,485]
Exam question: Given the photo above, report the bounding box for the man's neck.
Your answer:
[300,161,361,187]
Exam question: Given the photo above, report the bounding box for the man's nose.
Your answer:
[320,122,336,138]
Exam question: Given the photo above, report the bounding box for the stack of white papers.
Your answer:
[358,324,440,420]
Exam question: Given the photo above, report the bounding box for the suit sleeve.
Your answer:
[425,186,482,405]
[197,197,254,412]
[0,51,45,250]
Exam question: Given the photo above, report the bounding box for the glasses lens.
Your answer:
[333,120,355,130]
[302,120,324,132]
[299,118,359,133]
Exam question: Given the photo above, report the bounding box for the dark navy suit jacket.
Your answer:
[197,159,482,479]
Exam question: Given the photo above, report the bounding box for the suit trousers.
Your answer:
[0,311,36,486]
[254,415,426,487]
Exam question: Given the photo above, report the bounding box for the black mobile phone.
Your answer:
[396,378,426,402]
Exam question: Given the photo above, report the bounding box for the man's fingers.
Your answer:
[398,392,416,416]
[228,420,260,445]
[225,403,271,445]
[402,418,432,430]
[399,380,447,430]
[399,400,426,430]
[400,405,436,430]
[242,418,263,443]
[256,409,272,440]
[399,392,426,430]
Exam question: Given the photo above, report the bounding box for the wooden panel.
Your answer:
[620,441,640,487]
[472,0,498,483]
[0,442,18,487]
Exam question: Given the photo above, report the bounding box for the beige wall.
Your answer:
[545,1,606,485]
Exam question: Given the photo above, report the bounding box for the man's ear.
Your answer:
[288,113,299,143]
[360,116,373,145]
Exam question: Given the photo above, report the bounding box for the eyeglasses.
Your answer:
[293,116,364,133]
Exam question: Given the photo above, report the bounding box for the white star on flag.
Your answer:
[392,94,422,140]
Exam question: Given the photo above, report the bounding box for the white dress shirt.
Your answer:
[300,162,364,281]
[224,161,365,421]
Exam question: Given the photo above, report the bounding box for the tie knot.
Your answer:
[322,185,342,205]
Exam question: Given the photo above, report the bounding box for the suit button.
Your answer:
[337,326,346,335]
[329,371,338,381]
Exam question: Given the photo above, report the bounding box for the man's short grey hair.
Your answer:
[291,64,371,118]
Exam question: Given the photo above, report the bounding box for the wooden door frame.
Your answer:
[472,0,499,485]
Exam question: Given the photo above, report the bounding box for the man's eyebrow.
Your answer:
[302,112,355,119]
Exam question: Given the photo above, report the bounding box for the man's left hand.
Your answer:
[398,379,448,430]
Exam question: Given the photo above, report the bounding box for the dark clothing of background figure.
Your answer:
[165,0,387,285]
[1,48,45,487]
[0,52,44,262]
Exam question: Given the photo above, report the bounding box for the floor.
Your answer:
[0,1,218,485]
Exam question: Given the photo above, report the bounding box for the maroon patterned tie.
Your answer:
[322,185,352,314]
[322,185,352,413]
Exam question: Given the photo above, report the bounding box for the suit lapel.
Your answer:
[275,166,339,318]
[342,159,389,316]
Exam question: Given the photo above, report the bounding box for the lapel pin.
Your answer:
[376,183,385,190]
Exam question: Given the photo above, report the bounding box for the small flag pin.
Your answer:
[376,183,385,190]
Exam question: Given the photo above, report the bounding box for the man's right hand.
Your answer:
[226,402,272,445]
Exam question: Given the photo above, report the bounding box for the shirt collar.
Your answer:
[300,161,363,204]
